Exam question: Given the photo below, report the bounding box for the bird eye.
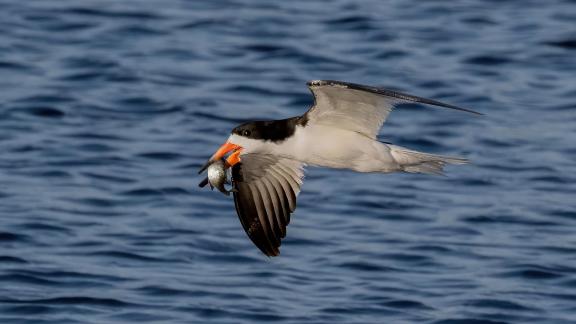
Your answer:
[243,130,251,137]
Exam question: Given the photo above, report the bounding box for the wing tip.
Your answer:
[436,103,483,116]
[254,237,280,257]
[198,177,209,188]
[264,248,280,257]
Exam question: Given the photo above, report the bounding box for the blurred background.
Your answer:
[1,0,575,323]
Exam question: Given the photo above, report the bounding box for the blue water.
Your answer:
[1,0,576,323]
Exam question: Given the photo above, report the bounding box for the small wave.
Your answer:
[381,299,434,310]
[14,94,76,104]
[323,15,376,31]
[120,187,190,197]
[338,261,399,272]
[2,305,54,316]
[464,55,514,66]
[0,232,29,242]
[462,215,560,227]
[15,107,66,118]
[0,61,36,72]
[87,251,172,263]
[0,296,138,307]
[0,256,28,264]
[135,285,192,297]
[433,319,511,324]
[136,152,186,160]
[497,264,570,280]
[55,7,162,20]
[545,39,576,50]
[462,299,534,311]
[15,222,70,233]
[0,274,61,286]
[81,172,136,184]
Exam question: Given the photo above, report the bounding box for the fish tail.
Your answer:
[198,177,209,188]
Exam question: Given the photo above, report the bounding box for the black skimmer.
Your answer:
[198,80,480,256]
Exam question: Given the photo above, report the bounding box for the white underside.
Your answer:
[237,125,398,172]
[229,125,467,174]
[294,125,400,172]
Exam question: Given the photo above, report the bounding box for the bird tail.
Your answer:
[389,145,468,176]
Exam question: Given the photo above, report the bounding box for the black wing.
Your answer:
[231,154,304,256]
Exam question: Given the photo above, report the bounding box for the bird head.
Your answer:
[198,122,262,174]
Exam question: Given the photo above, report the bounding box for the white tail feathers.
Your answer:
[389,145,468,176]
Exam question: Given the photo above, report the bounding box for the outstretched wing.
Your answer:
[231,154,304,256]
[305,80,480,139]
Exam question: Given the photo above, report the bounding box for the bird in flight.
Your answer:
[198,80,480,256]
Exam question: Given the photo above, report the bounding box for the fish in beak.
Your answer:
[198,141,242,174]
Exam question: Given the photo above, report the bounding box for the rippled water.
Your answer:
[1,0,576,323]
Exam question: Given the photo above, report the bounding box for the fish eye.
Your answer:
[243,129,251,137]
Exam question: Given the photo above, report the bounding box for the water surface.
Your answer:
[1,0,576,323]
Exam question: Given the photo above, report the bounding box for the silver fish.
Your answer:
[198,159,235,196]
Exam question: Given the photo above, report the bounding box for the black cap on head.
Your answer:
[232,116,306,143]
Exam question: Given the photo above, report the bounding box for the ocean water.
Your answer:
[1,0,576,323]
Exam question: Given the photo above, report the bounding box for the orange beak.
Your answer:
[198,141,242,174]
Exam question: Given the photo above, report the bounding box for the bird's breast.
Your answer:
[278,125,380,169]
